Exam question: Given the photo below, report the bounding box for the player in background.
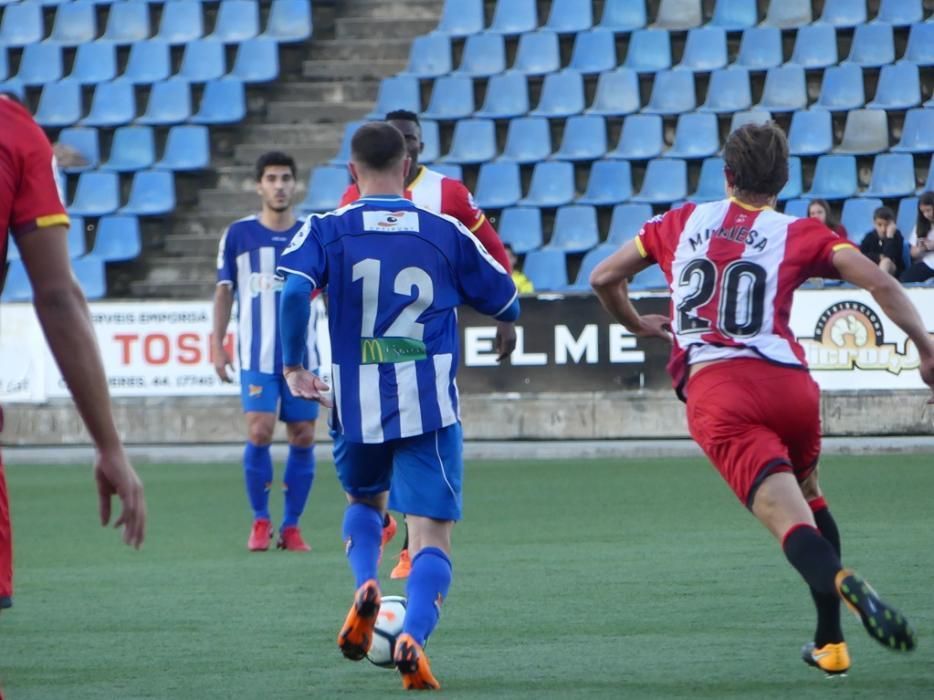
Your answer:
[590,123,934,676]
[277,122,519,689]
[340,109,517,578]
[0,94,146,613]
[213,152,320,552]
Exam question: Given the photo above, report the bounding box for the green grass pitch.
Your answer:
[1,455,933,699]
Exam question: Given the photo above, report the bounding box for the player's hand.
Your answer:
[885,221,897,239]
[635,314,673,343]
[919,352,934,404]
[94,446,146,549]
[284,367,333,407]
[495,321,517,363]
[213,346,233,383]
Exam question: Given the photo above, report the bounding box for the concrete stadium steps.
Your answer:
[335,17,438,40]
[302,59,409,81]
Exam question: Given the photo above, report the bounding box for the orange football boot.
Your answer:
[390,549,412,580]
[394,633,440,690]
[337,579,381,661]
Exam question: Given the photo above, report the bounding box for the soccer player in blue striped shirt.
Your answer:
[277,123,519,690]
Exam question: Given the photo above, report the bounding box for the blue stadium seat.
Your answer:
[570,243,618,292]
[866,62,920,110]
[874,0,923,26]
[816,63,865,111]
[69,171,120,217]
[847,24,896,68]
[101,126,155,171]
[586,68,640,116]
[570,29,617,75]
[156,0,203,43]
[420,120,440,163]
[191,79,246,125]
[519,161,575,207]
[896,196,919,238]
[83,80,136,127]
[545,0,593,33]
[782,198,810,218]
[841,198,883,241]
[905,23,934,66]
[102,2,151,44]
[1,261,32,302]
[923,161,934,193]
[57,127,99,173]
[709,0,758,30]
[499,116,551,163]
[455,32,506,77]
[624,29,671,73]
[330,121,364,166]
[230,38,279,83]
[523,249,567,291]
[630,265,668,292]
[788,109,832,156]
[120,170,175,215]
[499,207,543,253]
[861,153,916,198]
[366,75,421,119]
[676,27,728,71]
[554,115,607,161]
[729,109,771,131]
[180,40,226,82]
[608,114,663,159]
[261,0,312,42]
[69,41,117,85]
[632,159,688,204]
[513,30,560,75]
[891,108,934,153]
[548,205,599,252]
[698,67,751,113]
[757,65,807,113]
[608,203,653,244]
[405,33,452,79]
[763,0,812,28]
[578,160,633,206]
[788,24,838,69]
[49,3,97,46]
[735,27,782,69]
[489,0,536,35]
[433,163,464,182]
[642,70,695,115]
[654,0,702,29]
[300,165,350,213]
[34,80,82,127]
[835,109,889,155]
[667,112,719,159]
[820,0,867,26]
[155,125,210,171]
[443,118,497,164]
[437,0,484,36]
[67,217,87,258]
[691,157,727,202]
[422,75,474,120]
[208,0,259,42]
[475,71,529,119]
[0,48,6,83]
[91,215,142,262]
[0,4,43,47]
[16,43,62,87]
[474,162,521,210]
[72,257,106,300]
[778,156,802,200]
[530,70,585,118]
[805,155,858,200]
[138,78,191,125]
[123,40,171,84]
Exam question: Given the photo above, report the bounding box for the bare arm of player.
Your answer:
[589,240,672,342]
[280,273,332,407]
[469,218,516,361]
[212,284,235,383]
[17,226,146,548]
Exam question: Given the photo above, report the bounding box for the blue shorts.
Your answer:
[239,370,320,423]
[332,423,463,522]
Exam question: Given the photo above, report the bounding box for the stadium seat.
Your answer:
[475,71,529,119]
[841,198,883,241]
[191,79,246,125]
[578,160,633,206]
[545,0,593,33]
[820,0,867,27]
[570,29,617,75]
[120,170,175,215]
[846,23,895,67]
[782,198,810,218]
[101,126,155,171]
[729,109,771,131]
[443,118,497,164]
[208,0,259,42]
[691,157,727,202]
[489,0,537,35]
[330,121,364,166]
[642,70,695,115]
[101,2,150,44]
[762,0,812,28]
[805,155,858,199]
[570,243,617,291]
[874,0,923,26]
[91,215,142,262]
[0,48,6,83]
[866,62,921,110]
[788,109,832,156]
[896,196,919,238]
[709,0,758,30]
[513,30,560,75]
[757,65,807,113]
[676,27,728,71]
[816,63,865,111]
[72,257,106,300]
[499,207,543,253]
[891,108,934,153]
[519,161,575,207]
[405,33,452,79]
[48,3,97,46]
[654,0,702,29]
[180,40,227,82]
[455,32,506,78]
[474,162,522,210]
[83,81,136,127]
[230,38,279,83]
[861,153,916,198]
[137,78,191,125]
[366,75,421,119]
[523,249,567,291]
[499,116,551,163]
[608,114,663,160]
[735,27,782,69]
[632,159,688,204]
[0,261,32,302]
[422,75,474,120]
[778,156,802,200]
[69,171,120,217]
[586,68,641,116]
[923,161,934,193]
[67,217,87,258]
[155,125,210,171]
[667,112,719,159]
[69,41,117,85]
[156,0,203,43]
[554,115,607,161]
[57,127,99,173]
[0,4,43,47]
[420,120,440,163]
[905,23,934,66]
[529,70,585,118]
[788,24,838,69]
[547,205,599,252]
[834,109,889,155]
[261,0,312,42]
[698,67,752,113]
[16,43,62,87]
[300,165,350,213]
[630,265,668,292]
[123,40,172,84]
[437,0,484,36]
[599,0,647,31]
[608,203,653,244]
[624,29,672,73]
[34,80,82,128]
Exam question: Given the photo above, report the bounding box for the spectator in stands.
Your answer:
[859,206,905,279]
[505,245,534,294]
[808,199,848,239]
[901,192,934,284]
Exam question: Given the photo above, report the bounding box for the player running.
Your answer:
[590,122,934,675]
[277,122,519,689]
[213,152,320,552]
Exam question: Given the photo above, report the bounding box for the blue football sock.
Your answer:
[281,445,315,529]
[342,503,383,589]
[404,547,453,646]
[243,442,272,520]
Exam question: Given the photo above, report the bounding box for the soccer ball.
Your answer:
[367,595,407,669]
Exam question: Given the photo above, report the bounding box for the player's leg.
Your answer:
[0,452,12,611]
[241,370,279,550]
[277,375,320,551]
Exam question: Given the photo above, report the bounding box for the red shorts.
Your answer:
[686,358,822,508]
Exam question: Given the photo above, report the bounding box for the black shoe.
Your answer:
[836,569,916,652]
[0,595,12,610]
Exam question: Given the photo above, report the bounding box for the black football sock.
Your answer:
[782,524,842,597]
[401,527,409,553]
[808,498,844,646]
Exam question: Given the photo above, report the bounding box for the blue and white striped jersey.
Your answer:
[217,215,318,374]
[277,195,517,444]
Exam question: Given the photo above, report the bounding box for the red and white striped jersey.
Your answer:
[636,198,856,397]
